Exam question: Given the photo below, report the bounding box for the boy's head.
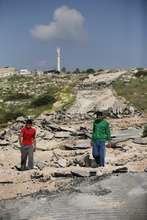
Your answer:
[25,119,33,128]
[95,111,103,120]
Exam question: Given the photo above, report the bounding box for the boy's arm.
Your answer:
[106,122,111,147]
[106,124,111,140]
[91,121,95,146]
[18,131,23,146]
[33,130,36,152]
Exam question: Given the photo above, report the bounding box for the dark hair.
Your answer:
[26,119,33,125]
[95,111,103,117]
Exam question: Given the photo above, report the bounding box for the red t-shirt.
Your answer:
[21,127,36,145]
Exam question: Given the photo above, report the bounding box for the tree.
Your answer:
[73,68,80,74]
[86,68,95,74]
[61,67,66,73]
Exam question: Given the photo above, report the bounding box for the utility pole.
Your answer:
[57,47,61,72]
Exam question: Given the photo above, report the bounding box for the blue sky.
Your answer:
[0,0,146,70]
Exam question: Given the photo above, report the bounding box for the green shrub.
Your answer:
[135,70,147,78]
[0,109,25,124]
[31,94,56,107]
[86,68,95,74]
[113,78,147,112]
[7,75,26,82]
[4,93,32,101]
[142,125,147,137]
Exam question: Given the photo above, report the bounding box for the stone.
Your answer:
[0,140,9,146]
[90,159,98,168]
[37,140,50,151]
[35,161,47,170]
[133,137,147,145]
[115,161,127,166]
[31,171,43,180]
[111,128,142,144]
[57,158,67,168]
[75,153,91,167]
[112,167,128,173]
[51,170,72,178]
[64,144,75,150]
[0,130,6,140]
[41,120,61,131]
[79,127,92,138]
[16,116,25,123]
[112,128,142,139]
[10,135,18,143]
[41,175,51,182]
[0,180,13,184]
[59,126,77,133]
[64,141,90,150]
[55,131,71,138]
[39,131,54,140]
[71,170,97,177]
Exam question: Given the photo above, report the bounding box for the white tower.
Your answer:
[57,47,61,72]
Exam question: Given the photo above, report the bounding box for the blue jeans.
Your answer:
[92,140,105,166]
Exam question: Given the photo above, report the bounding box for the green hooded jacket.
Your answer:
[92,119,111,142]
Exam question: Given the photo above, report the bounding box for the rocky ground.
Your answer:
[0,70,147,200]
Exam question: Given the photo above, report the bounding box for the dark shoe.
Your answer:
[15,166,24,171]
[91,159,99,168]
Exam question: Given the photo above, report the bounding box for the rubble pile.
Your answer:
[0,69,147,200]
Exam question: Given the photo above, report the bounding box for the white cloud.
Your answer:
[30,6,85,41]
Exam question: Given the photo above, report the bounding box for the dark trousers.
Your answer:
[92,140,105,166]
[21,145,34,170]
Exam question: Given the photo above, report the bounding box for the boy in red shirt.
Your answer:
[19,119,36,171]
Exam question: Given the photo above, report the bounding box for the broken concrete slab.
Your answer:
[59,126,77,133]
[41,120,61,131]
[74,153,91,167]
[114,161,127,166]
[31,171,43,180]
[108,142,124,149]
[0,130,6,140]
[0,180,13,184]
[38,131,54,140]
[16,116,25,123]
[31,172,51,182]
[37,140,50,151]
[57,159,67,168]
[71,170,97,177]
[64,141,90,150]
[35,161,48,170]
[112,128,142,139]
[133,137,147,145]
[55,131,71,138]
[111,128,142,144]
[90,159,99,168]
[0,140,9,146]
[51,170,72,178]
[112,167,128,173]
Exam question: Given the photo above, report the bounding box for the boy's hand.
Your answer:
[107,142,111,148]
[33,146,36,152]
[90,141,93,147]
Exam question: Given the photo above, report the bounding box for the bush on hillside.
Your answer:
[4,93,32,101]
[86,68,95,74]
[135,69,147,78]
[31,94,56,107]
[0,110,24,124]
[142,125,147,137]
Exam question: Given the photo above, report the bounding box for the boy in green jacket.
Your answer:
[91,111,111,167]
